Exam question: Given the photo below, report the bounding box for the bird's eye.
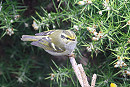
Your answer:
[66,37,70,40]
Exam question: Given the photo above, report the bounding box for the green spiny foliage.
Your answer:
[0,0,129,87]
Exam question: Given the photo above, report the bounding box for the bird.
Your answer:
[21,30,77,56]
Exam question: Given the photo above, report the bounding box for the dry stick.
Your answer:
[91,74,97,87]
[69,55,97,87]
[78,64,90,87]
[69,56,84,87]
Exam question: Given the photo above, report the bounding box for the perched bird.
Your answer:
[21,30,77,56]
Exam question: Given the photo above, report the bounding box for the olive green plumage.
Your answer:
[21,30,77,56]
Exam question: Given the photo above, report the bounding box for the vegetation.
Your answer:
[0,0,129,87]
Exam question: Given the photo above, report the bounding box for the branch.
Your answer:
[69,56,84,87]
[78,64,90,87]
[91,74,97,87]
[69,54,97,87]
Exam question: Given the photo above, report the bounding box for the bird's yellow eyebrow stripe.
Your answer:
[66,30,75,39]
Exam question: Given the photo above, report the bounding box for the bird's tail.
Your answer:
[21,35,43,41]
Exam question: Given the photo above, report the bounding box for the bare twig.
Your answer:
[69,56,84,87]
[78,64,90,87]
[91,74,97,87]
[69,54,97,87]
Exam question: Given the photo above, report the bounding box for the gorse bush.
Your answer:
[0,0,129,87]
[0,0,26,37]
